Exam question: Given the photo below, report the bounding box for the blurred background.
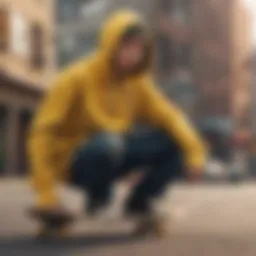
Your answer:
[2,0,256,255]
[1,0,256,180]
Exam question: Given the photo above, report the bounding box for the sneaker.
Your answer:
[86,197,111,217]
[124,197,151,220]
[28,206,74,229]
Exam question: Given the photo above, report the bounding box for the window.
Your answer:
[159,0,174,10]
[176,43,192,68]
[161,0,192,25]
[0,105,8,174]
[10,10,29,57]
[156,34,175,71]
[57,0,92,24]
[156,33,192,71]
[18,110,33,174]
[30,24,45,69]
[80,0,107,19]
[0,7,9,51]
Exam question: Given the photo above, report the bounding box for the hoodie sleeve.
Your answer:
[28,71,80,209]
[138,76,207,172]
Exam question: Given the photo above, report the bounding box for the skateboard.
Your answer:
[28,207,75,239]
[28,208,170,240]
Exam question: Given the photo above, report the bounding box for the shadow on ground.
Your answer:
[1,232,255,256]
[0,232,142,256]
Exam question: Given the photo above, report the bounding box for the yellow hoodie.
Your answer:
[28,10,207,209]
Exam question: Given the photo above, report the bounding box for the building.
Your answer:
[0,0,55,175]
[231,0,253,135]
[155,0,200,119]
[195,0,252,156]
[194,0,252,127]
[156,0,253,157]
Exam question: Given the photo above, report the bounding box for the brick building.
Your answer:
[0,0,55,175]
[231,0,253,133]
[195,0,252,155]
[156,0,253,157]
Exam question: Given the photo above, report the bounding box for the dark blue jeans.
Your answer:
[71,128,183,213]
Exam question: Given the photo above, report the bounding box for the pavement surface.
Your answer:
[1,179,256,255]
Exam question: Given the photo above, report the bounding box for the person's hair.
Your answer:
[121,25,145,43]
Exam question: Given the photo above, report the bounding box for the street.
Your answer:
[1,180,256,256]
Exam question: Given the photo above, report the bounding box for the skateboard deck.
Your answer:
[28,208,170,239]
[28,207,75,239]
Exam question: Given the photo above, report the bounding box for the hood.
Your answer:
[96,10,152,75]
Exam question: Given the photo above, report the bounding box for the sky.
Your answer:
[244,0,256,43]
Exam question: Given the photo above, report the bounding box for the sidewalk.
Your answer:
[2,181,256,256]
